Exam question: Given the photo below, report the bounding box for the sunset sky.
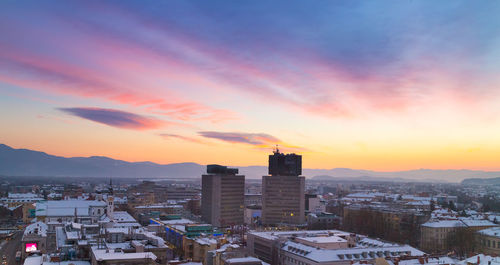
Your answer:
[1,1,500,171]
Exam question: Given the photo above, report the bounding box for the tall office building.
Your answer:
[262,149,305,225]
[201,164,245,227]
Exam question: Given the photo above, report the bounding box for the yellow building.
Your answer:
[477,227,500,255]
[420,220,497,253]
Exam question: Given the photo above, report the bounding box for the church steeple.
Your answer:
[108,178,114,195]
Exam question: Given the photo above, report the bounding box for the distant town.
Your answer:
[2,150,500,265]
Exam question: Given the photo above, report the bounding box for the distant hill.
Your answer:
[307,168,500,183]
[0,144,204,178]
[461,177,500,185]
[1,143,500,182]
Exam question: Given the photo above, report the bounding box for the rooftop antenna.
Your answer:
[109,178,114,195]
[274,144,280,154]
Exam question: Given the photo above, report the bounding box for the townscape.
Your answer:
[2,150,500,265]
[2,1,500,265]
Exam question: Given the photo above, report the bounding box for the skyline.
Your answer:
[2,1,500,171]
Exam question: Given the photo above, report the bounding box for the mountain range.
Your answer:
[1,143,499,182]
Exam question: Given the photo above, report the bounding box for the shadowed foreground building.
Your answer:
[420,219,497,253]
[262,150,305,225]
[202,164,245,227]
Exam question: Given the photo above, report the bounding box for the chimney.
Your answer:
[477,256,480,265]
[426,257,429,263]
[419,257,425,264]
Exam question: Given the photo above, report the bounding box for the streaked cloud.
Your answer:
[198,131,309,153]
[1,1,499,120]
[159,133,204,144]
[59,107,166,130]
[198,131,279,145]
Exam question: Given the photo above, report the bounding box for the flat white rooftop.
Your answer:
[297,236,347,243]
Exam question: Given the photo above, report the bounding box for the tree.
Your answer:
[446,226,477,258]
[448,201,456,211]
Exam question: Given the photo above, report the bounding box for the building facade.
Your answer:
[262,150,305,225]
[202,165,245,227]
[420,219,497,252]
[477,227,500,255]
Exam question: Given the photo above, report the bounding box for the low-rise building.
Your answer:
[477,227,500,255]
[36,200,107,224]
[420,219,497,252]
[247,230,357,265]
[90,247,158,265]
[22,222,48,258]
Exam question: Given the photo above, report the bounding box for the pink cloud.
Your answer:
[158,133,206,144]
[0,42,235,124]
[197,131,308,152]
[59,107,168,130]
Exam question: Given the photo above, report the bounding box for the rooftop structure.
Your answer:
[91,246,157,262]
[36,200,106,218]
[281,240,424,264]
[247,229,424,265]
[422,219,497,228]
[268,149,302,176]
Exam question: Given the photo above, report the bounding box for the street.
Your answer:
[0,231,22,265]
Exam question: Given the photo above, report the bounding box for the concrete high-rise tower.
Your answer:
[262,149,305,225]
[201,164,245,227]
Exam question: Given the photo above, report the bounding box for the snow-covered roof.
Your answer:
[215,243,240,252]
[422,219,497,228]
[24,221,48,237]
[91,247,157,261]
[135,204,183,209]
[296,236,347,244]
[195,237,217,246]
[282,241,424,263]
[36,200,106,217]
[43,261,90,265]
[113,211,137,223]
[158,218,195,225]
[479,227,500,237]
[112,222,141,228]
[9,193,40,199]
[358,238,398,247]
[225,257,263,264]
[398,257,457,265]
[346,192,386,198]
[459,255,500,265]
[249,230,350,241]
[401,195,432,201]
[23,255,42,265]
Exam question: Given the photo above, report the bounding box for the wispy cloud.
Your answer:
[159,133,205,144]
[58,107,166,130]
[198,131,279,145]
[197,131,308,152]
[1,1,498,122]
